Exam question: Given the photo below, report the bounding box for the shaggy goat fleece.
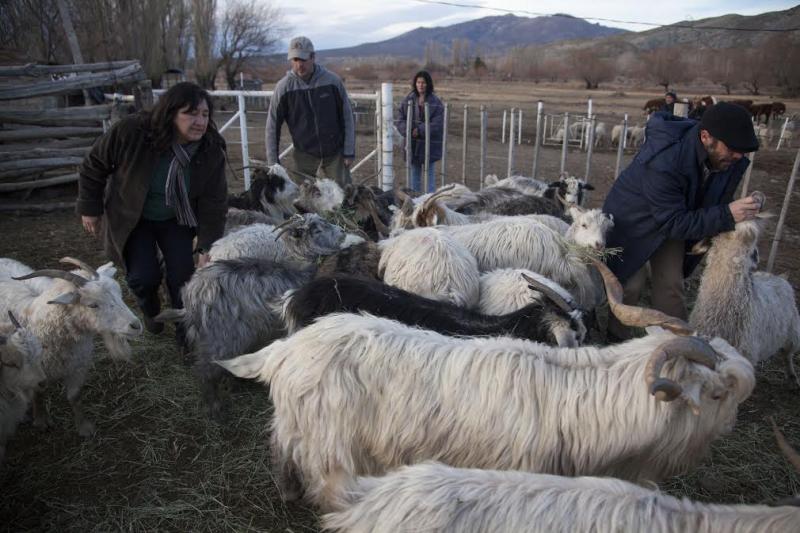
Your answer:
[0,258,140,436]
[0,318,45,465]
[321,462,800,533]
[379,228,480,308]
[690,219,800,383]
[438,219,596,308]
[219,313,754,509]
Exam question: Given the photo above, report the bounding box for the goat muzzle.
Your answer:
[645,336,717,402]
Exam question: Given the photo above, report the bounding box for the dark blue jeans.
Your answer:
[123,218,195,317]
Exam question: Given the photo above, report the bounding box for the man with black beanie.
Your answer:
[603,103,761,341]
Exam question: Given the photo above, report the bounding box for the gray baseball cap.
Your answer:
[288,36,314,60]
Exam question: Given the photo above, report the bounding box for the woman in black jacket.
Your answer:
[77,82,227,344]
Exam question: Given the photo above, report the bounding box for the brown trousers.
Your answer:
[607,239,688,340]
[292,149,352,186]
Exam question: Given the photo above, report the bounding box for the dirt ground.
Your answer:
[1,80,799,531]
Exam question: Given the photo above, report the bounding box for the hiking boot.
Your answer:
[143,314,165,335]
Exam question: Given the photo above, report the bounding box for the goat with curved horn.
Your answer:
[272,214,304,241]
[59,257,99,280]
[13,269,88,288]
[591,259,693,335]
[520,272,581,319]
[645,336,717,402]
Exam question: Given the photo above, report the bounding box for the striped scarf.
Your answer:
[165,141,200,227]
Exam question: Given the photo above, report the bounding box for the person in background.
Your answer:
[661,91,677,114]
[603,102,761,341]
[265,36,355,186]
[395,70,445,193]
[77,82,228,351]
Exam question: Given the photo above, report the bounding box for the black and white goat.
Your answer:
[283,274,586,347]
[226,164,298,222]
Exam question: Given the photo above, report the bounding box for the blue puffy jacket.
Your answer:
[395,91,444,165]
[603,112,749,283]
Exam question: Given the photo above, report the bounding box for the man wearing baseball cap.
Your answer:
[266,36,354,185]
[603,102,761,341]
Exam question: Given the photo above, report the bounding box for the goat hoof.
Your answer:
[77,420,96,437]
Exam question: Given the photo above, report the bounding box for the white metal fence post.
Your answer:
[380,82,394,191]
[740,152,756,197]
[507,108,516,177]
[767,147,800,272]
[479,105,487,189]
[560,112,569,175]
[405,100,413,188]
[237,93,251,190]
[461,104,469,185]
[441,102,449,186]
[776,117,790,151]
[424,102,431,193]
[532,101,543,179]
[614,114,628,179]
[517,108,522,145]
[501,109,507,144]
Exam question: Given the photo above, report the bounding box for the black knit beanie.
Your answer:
[699,102,759,153]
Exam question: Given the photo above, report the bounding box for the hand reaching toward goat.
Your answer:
[729,196,762,223]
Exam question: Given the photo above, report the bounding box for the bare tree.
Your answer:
[640,48,686,92]
[740,48,769,96]
[218,0,286,89]
[1,0,66,63]
[423,40,445,70]
[706,49,737,95]
[192,0,217,88]
[569,48,613,89]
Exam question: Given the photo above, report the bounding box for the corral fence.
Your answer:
[1,77,798,274]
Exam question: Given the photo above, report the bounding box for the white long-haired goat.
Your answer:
[322,461,800,533]
[220,307,753,509]
[690,213,800,387]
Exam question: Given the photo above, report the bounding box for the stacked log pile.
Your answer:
[0,61,150,211]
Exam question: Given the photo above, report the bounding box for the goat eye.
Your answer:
[581,224,588,229]
[87,303,100,309]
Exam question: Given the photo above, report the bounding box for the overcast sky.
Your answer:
[269,0,797,50]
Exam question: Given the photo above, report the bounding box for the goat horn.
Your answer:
[591,259,693,335]
[273,214,303,241]
[750,190,766,210]
[645,336,717,402]
[421,183,457,210]
[368,203,391,238]
[13,269,88,288]
[771,417,800,474]
[59,257,99,279]
[521,273,579,317]
[7,311,22,330]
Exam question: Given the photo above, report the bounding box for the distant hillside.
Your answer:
[529,5,800,59]
[316,13,627,60]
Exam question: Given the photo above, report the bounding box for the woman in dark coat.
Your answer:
[77,82,228,342]
[395,70,444,193]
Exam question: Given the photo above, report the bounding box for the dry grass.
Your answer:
[1,318,319,531]
[2,79,800,529]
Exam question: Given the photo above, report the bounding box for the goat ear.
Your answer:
[216,350,269,380]
[689,238,712,256]
[0,334,6,346]
[47,291,81,305]
[97,262,117,278]
[583,183,595,191]
[401,197,414,216]
[547,181,560,188]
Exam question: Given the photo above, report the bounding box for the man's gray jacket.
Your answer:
[265,64,355,165]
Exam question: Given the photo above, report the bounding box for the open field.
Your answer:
[1,79,799,531]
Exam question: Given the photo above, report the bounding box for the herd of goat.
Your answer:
[1,164,799,531]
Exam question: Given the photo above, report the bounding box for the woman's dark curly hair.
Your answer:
[411,70,434,97]
[148,82,218,152]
